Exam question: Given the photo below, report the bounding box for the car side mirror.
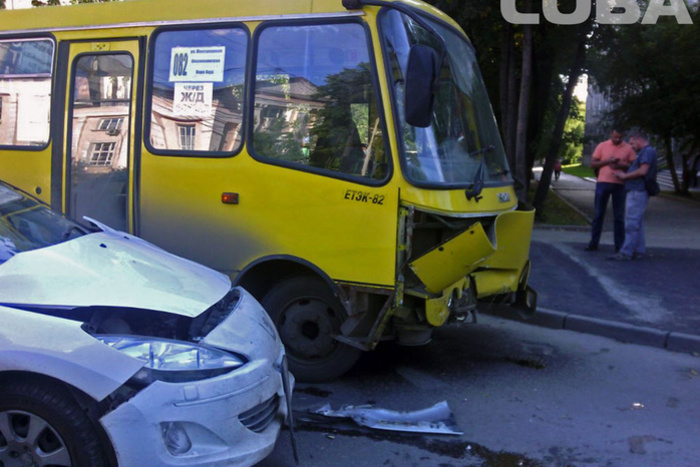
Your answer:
[404,44,439,128]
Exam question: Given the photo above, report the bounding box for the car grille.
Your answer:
[239,395,280,433]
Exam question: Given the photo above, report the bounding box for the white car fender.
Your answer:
[0,305,143,401]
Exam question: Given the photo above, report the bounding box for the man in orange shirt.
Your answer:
[586,128,636,252]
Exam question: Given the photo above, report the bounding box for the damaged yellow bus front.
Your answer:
[356,0,537,345]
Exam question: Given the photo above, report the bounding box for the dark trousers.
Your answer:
[589,182,626,251]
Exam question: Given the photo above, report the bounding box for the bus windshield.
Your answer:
[380,10,511,188]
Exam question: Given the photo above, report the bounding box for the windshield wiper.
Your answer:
[464,145,495,202]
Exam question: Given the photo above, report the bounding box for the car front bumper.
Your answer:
[100,347,290,467]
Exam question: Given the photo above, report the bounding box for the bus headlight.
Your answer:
[96,335,246,383]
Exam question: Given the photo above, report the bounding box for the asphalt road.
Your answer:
[528,240,700,335]
[261,315,700,466]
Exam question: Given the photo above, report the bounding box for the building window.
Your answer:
[0,39,54,147]
[98,117,124,133]
[178,125,196,151]
[88,142,116,166]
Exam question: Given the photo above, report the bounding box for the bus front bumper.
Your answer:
[408,208,537,325]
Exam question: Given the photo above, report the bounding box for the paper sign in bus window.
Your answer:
[169,46,225,83]
[173,83,213,118]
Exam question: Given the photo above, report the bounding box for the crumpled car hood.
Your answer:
[0,229,230,317]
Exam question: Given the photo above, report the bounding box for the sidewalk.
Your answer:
[488,170,700,353]
[541,171,700,250]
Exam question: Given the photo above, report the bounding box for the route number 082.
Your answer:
[172,53,189,77]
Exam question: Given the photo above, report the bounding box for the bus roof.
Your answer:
[0,0,464,38]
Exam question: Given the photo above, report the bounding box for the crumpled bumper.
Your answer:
[409,208,537,323]
[100,348,290,467]
[99,288,292,466]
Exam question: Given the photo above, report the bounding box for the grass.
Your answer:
[562,163,595,179]
[529,182,590,226]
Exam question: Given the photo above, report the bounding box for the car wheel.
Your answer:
[0,379,112,467]
[262,276,361,382]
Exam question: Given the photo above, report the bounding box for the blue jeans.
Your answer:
[589,182,626,250]
[619,189,649,257]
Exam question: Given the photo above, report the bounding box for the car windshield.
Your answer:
[0,184,88,263]
[380,10,511,187]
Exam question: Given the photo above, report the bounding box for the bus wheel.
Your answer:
[262,276,361,382]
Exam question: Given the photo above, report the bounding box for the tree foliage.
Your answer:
[31,0,61,6]
[32,0,115,6]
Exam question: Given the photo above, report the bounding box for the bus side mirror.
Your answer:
[404,44,439,128]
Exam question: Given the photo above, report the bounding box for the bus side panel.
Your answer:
[137,150,399,286]
[0,152,52,203]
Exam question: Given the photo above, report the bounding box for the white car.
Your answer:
[0,182,293,466]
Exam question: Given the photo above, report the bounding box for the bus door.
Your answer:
[58,40,142,232]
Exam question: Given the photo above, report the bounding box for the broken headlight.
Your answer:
[97,335,246,383]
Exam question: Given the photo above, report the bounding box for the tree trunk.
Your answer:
[664,136,681,193]
[533,26,589,212]
[500,22,511,138]
[690,153,700,191]
[679,141,698,194]
[514,8,533,202]
[527,27,556,182]
[500,23,518,170]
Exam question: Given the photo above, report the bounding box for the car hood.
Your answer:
[0,229,231,317]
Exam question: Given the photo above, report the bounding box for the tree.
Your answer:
[533,20,591,212]
[514,0,533,202]
[31,0,61,6]
[561,99,586,163]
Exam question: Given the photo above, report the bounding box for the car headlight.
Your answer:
[96,335,246,383]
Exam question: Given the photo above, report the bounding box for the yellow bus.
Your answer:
[0,0,536,381]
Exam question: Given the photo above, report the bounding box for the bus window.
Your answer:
[253,23,387,181]
[0,39,53,148]
[148,27,247,154]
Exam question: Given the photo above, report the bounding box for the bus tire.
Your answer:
[262,276,361,382]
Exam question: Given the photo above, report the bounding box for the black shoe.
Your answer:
[584,245,598,251]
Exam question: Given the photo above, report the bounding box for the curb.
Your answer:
[481,306,700,355]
